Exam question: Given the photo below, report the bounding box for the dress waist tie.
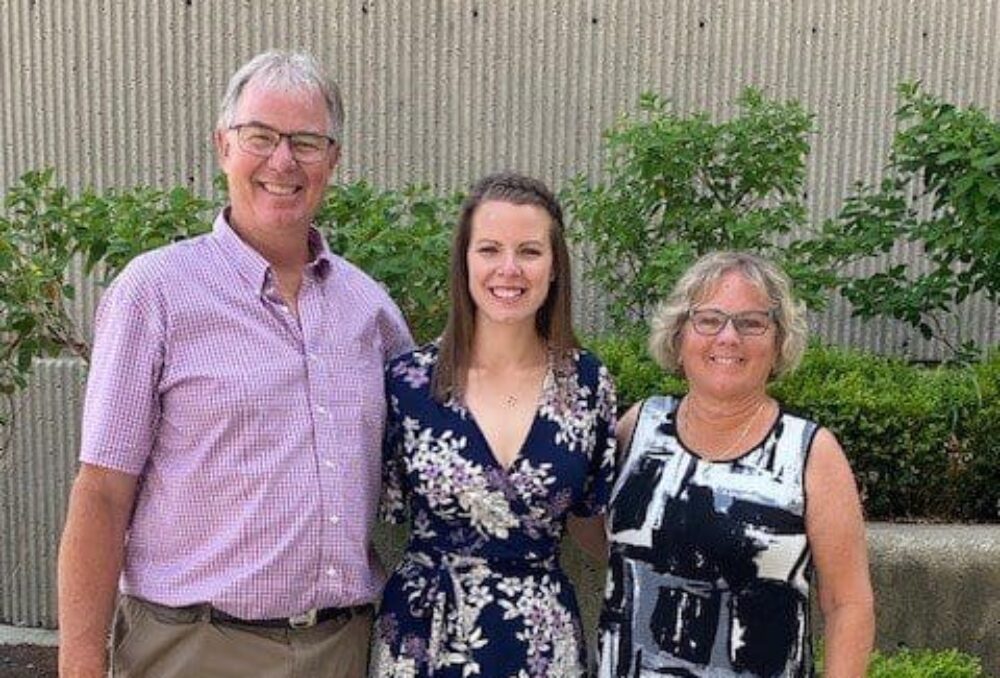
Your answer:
[398,549,560,674]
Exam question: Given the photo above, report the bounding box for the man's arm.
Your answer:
[58,463,139,678]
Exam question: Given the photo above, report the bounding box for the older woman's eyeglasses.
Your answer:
[687,308,775,336]
[229,123,336,164]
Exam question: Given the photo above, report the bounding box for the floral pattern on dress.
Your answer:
[371,342,617,678]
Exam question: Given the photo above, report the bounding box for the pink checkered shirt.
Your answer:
[80,210,413,618]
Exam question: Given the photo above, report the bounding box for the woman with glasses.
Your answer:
[597,251,874,677]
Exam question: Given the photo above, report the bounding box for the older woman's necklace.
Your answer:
[679,398,767,459]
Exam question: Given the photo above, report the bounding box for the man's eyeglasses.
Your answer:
[229,123,336,164]
[687,308,776,336]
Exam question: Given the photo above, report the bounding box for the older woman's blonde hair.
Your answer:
[648,251,808,379]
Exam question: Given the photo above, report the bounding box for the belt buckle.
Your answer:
[288,608,318,629]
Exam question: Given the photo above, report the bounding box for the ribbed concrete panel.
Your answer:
[0,359,86,628]
[1,0,998,356]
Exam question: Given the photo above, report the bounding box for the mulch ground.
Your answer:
[0,645,57,677]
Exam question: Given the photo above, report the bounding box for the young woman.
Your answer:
[370,172,617,677]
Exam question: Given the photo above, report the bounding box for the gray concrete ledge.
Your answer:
[0,625,58,647]
[865,522,999,671]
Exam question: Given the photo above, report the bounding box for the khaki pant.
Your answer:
[110,596,372,678]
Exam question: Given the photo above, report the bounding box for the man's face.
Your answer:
[214,82,339,240]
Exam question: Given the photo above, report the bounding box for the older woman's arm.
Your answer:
[805,428,875,678]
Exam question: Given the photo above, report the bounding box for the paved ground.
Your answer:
[0,627,58,677]
[0,645,57,677]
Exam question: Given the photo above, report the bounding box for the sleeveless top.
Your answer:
[598,395,819,677]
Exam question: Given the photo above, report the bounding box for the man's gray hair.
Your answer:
[217,50,345,143]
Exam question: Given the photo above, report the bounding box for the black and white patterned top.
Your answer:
[598,395,819,677]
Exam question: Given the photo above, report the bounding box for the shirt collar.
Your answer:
[212,208,334,296]
[306,227,333,279]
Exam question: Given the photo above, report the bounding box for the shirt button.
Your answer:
[326,567,339,578]
[329,515,339,525]
[324,459,337,469]
[316,404,328,414]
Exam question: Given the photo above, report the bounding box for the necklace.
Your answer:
[502,361,548,408]
[680,398,767,458]
[468,354,549,409]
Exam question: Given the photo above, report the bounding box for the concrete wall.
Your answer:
[2,0,998,357]
[0,361,85,631]
[863,523,999,670]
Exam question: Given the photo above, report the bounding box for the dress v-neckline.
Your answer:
[468,409,540,472]
[464,368,551,473]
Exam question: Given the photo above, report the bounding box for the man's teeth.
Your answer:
[711,356,742,364]
[262,183,297,195]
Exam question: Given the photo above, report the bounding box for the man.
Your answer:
[58,51,413,677]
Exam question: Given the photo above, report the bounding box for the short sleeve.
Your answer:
[379,372,409,524]
[378,299,415,362]
[571,358,619,517]
[79,259,165,475]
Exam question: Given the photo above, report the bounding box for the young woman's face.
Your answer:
[466,200,554,331]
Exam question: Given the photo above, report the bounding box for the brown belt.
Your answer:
[129,596,371,630]
[209,604,372,629]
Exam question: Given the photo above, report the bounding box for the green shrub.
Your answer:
[957,351,1000,520]
[585,334,686,407]
[866,648,985,677]
[774,345,995,520]
[563,88,821,334]
[73,185,214,281]
[794,83,1000,362]
[315,181,456,344]
[814,644,986,677]
[1,170,98,415]
[590,336,1000,521]
[566,84,998,362]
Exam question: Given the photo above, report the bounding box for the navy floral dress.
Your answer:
[370,342,617,677]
